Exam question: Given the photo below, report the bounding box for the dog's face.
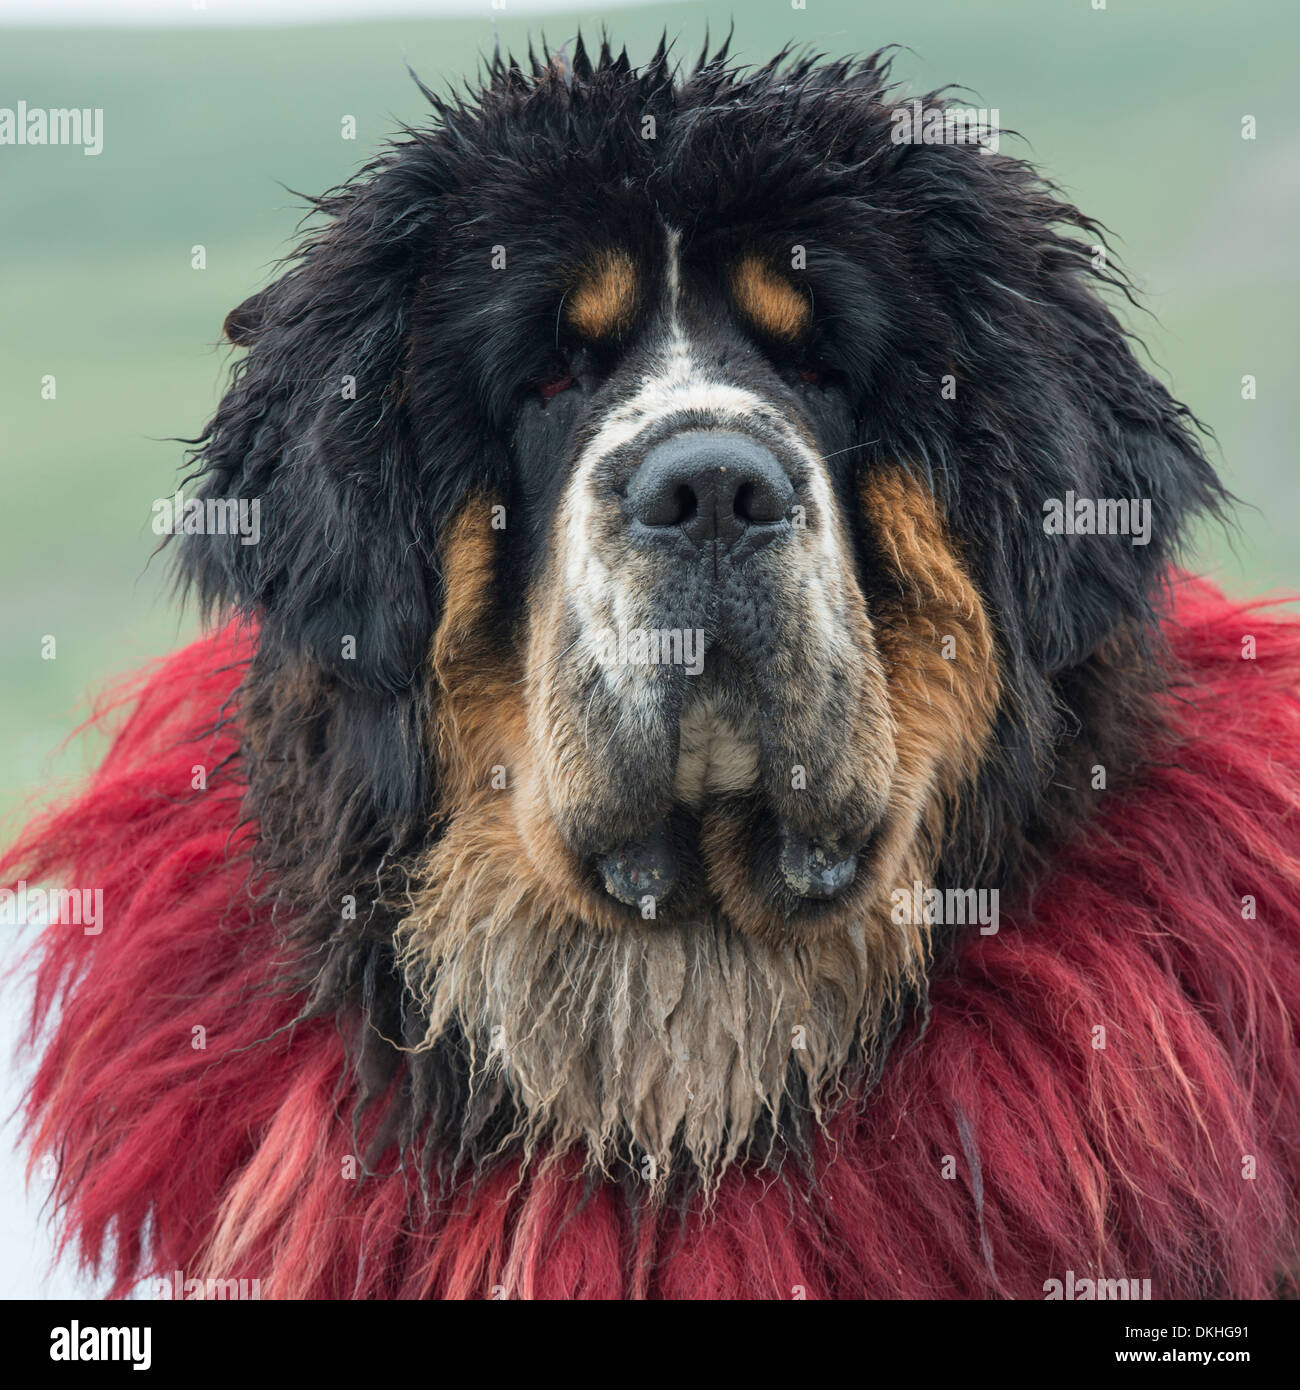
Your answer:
[185,43,1220,1191]
[437,224,988,936]
[515,237,887,926]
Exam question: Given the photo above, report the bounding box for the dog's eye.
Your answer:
[539,375,576,405]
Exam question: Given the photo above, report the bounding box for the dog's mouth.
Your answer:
[594,814,871,911]
[590,660,881,918]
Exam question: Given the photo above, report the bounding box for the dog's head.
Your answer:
[182,41,1222,1191]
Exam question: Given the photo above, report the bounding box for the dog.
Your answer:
[11,38,1300,1299]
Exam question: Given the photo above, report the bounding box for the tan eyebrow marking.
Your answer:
[730,255,811,342]
[566,249,640,341]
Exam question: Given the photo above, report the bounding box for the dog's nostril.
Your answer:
[636,482,698,529]
[672,484,699,529]
[734,479,785,527]
[625,431,793,551]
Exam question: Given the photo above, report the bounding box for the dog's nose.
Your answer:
[624,432,793,552]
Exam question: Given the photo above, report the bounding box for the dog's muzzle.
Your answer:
[586,427,864,913]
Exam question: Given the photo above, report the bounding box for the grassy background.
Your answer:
[2,0,1297,839]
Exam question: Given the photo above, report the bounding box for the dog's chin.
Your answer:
[398,896,899,1194]
[399,651,924,1195]
[398,804,918,1195]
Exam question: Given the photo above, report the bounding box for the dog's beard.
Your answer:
[395,891,909,1194]
[397,616,929,1195]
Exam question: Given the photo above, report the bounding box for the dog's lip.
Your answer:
[595,819,679,908]
[593,812,880,912]
[776,823,860,900]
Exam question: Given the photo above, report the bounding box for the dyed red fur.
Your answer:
[9,577,1300,1298]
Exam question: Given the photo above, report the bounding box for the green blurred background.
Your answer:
[2,0,1296,839]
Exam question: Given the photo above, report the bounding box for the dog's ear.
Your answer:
[188,185,437,692]
[887,124,1225,676]
[181,169,449,936]
[222,286,273,346]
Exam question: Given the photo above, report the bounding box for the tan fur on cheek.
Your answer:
[429,498,522,807]
[861,469,1001,875]
[419,498,623,946]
